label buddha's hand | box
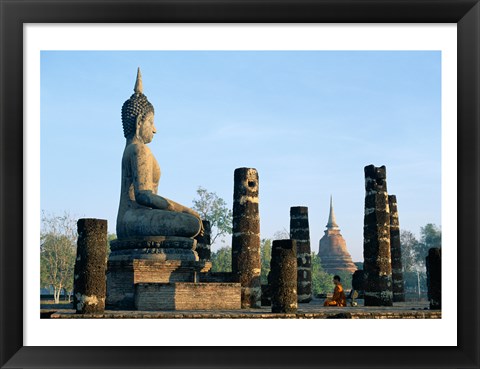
[191,210,204,237]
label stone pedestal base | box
[135,282,241,310]
[110,237,198,261]
[106,237,212,309]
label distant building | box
[318,196,357,275]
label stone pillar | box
[232,167,261,308]
[426,248,441,310]
[363,165,393,306]
[352,270,365,292]
[73,218,108,314]
[195,220,211,261]
[261,282,272,306]
[388,195,405,302]
[290,206,312,303]
[270,239,298,314]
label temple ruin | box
[106,69,240,311]
[363,164,393,306]
[270,239,298,314]
[426,247,441,310]
[318,196,357,275]
[73,218,108,314]
[388,195,405,302]
[56,69,442,320]
[231,167,262,308]
[290,206,312,303]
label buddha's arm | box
[136,189,202,222]
[131,145,201,220]
[161,197,202,218]
[130,144,169,210]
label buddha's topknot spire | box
[134,67,143,94]
[121,68,153,139]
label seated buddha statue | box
[116,68,203,240]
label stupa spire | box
[134,67,143,94]
[319,195,357,275]
[326,195,339,229]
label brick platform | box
[106,259,211,309]
[134,282,241,310]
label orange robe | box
[324,284,347,307]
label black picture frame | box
[1,1,479,368]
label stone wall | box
[135,282,241,310]
[106,259,210,309]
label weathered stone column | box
[426,248,441,310]
[388,195,405,302]
[352,270,365,292]
[195,220,211,261]
[270,239,298,314]
[363,165,393,306]
[73,218,108,314]
[290,206,312,303]
[232,167,261,308]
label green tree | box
[418,223,441,265]
[400,225,441,300]
[192,186,233,245]
[420,223,442,248]
[260,238,272,284]
[62,270,74,302]
[400,229,420,272]
[211,246,232,272]
[401,224,441,271]
[272,228,289,240]
[311,253,334,295]
[40,211,77,303]
[354,262,363,270]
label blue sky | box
[40,51,441,261]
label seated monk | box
[323,275,347,307]
[116,68,203,240]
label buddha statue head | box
[121,68,155,141]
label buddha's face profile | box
[138,111,156,144]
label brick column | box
[270,239,298,313]
[232,167,261,308]
[363,165,393,306]
[195,220,211,261]
[73,218,108,313]
[290,206,312,303]
[426,248,441,310]
[388,195,405,302]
